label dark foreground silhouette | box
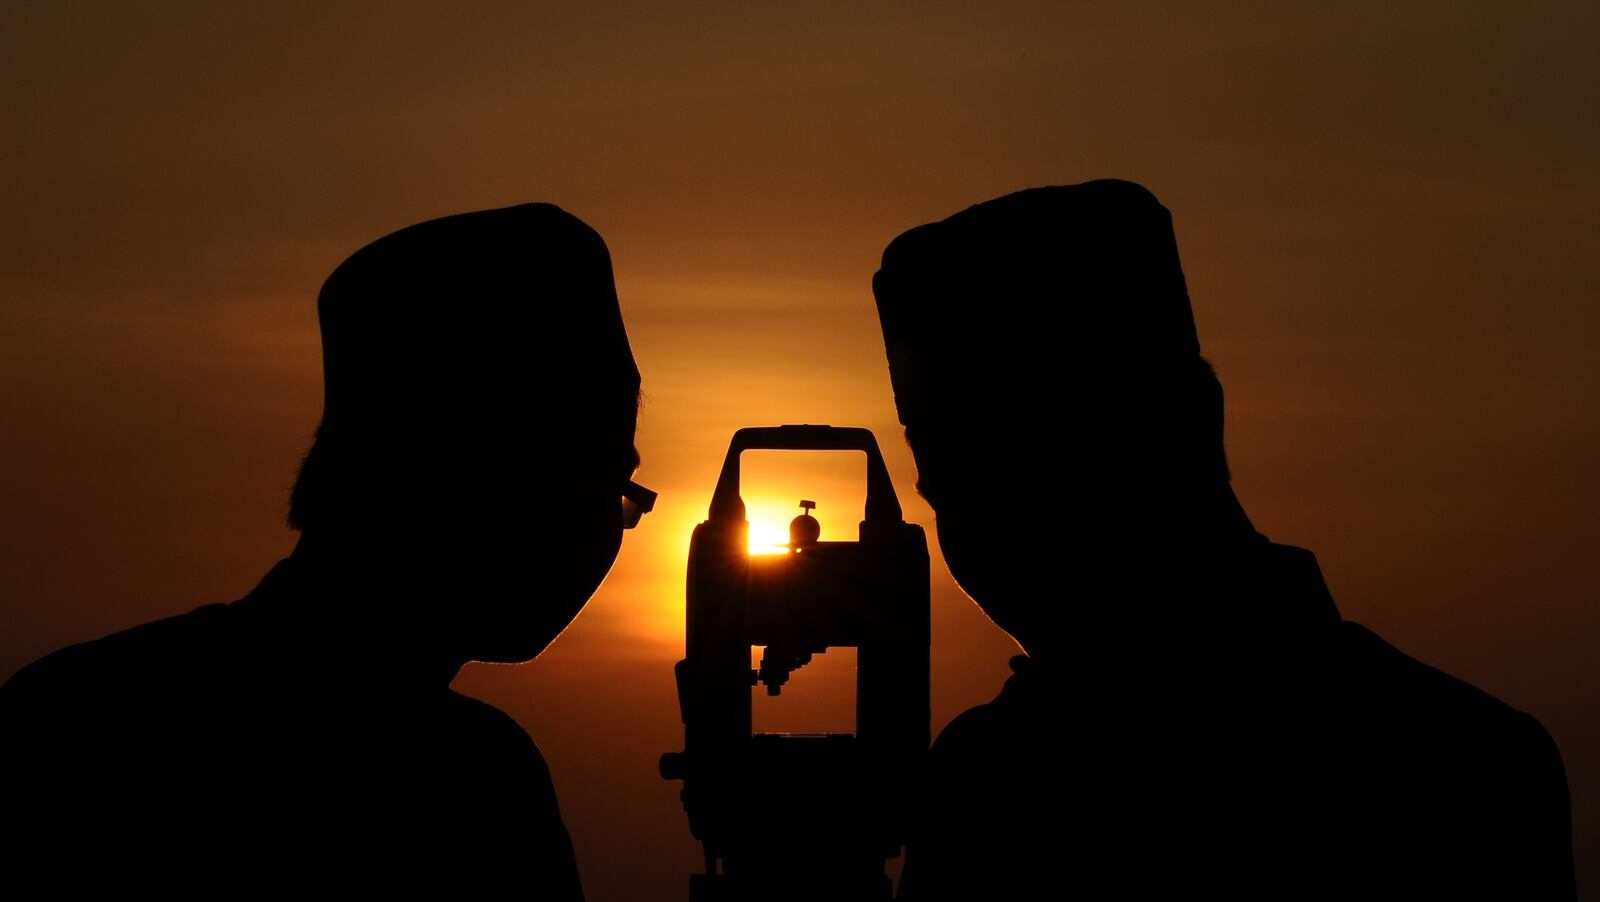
[873,180,1575,899]
[662,425,930,901]
[0,204,646,896]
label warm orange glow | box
[749,645,858,735]
[746,506,796,555]
[739,452,868,556]
[4,7,1596,898]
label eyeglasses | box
[622,480,658,529]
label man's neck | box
[1016,489,1275,665]
[1134,480,1258,548]
[236,533,469,690]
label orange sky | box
[3,3,1597,898]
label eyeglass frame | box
[622,480,657,529]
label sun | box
[746,518,792,555]
[735,451,866,556]
[743,496,815,555]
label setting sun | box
[746,516,793,555]
[737,452,869,556]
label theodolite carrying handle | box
[706,425,904,525]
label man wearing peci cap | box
[873,180,1574,898]
[0,204,652,896]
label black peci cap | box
[873,179,1199,428]
[315,203,639,439]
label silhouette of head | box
[874,180,1238,651]
[288,203,641,664]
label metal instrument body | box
[662,425,930,901]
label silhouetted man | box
[0,204,649,896]
[873,181,1574,899]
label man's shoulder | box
[1294,617,1567,832]
[929,700,1003,757]
[1323,619,1559,762]
[1,602,235,711]
[927,668,1044,768]
[1255,540,1546,743]
[1320,619,1572,894]
[436,688,557,782]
